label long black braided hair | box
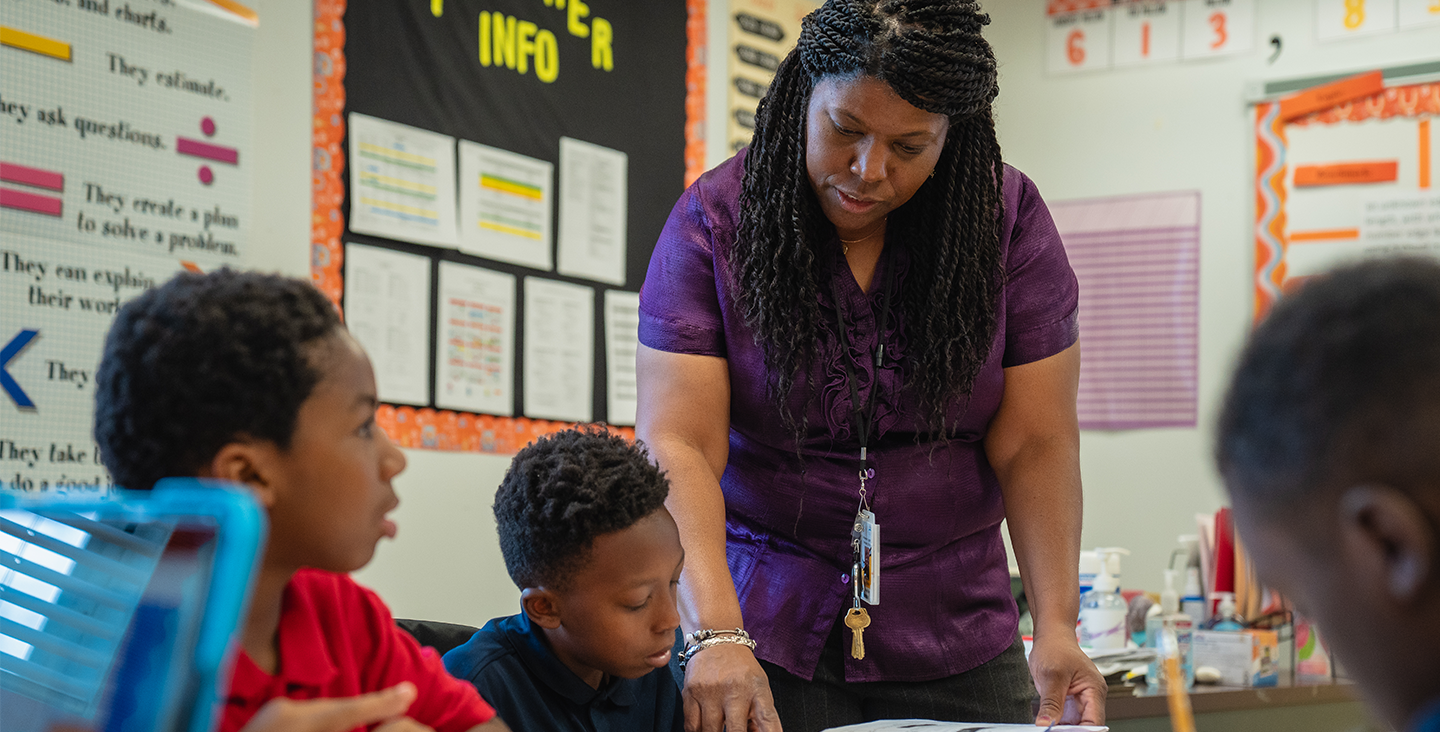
[733,0,1004,439]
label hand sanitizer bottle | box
[1079,548,1129,650]
[1147,569,1195,689]
[1207,592,1245,631]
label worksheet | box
[603,290,640,426]
[348,113,458,248]
[522,277,594,422]
[557,137,627,285]
[343,242,432,406]
[457,140,553,270]
[435,261,516,415]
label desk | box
[1104,681,1386,732]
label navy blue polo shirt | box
[443,613,683,732]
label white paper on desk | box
[348,113,459,248]
[343,243,432,406]
[557,137,628,285]
[458,141,554,270]
[603,290,640,426]
[822,722,1107,732]
[523,277,594,422]
[435,261,516,415]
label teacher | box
[635,2,1104,731]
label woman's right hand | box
[682,642,782,732]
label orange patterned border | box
[1254,81,1438,321]
[311,0,645,453]
[684,0,707,187]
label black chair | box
[396,618,481,656]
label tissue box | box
[1192,630,1280,687]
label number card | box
[1317,0,1398,40]
[1113,1,1182,66]
[1182,0,1256,59]
[1399,0,1440,28]
[1047,8,1113,74]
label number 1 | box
[1142,21,1151,57]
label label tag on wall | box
[1113,1,1182,66]
[1182,0,1256,59]
[1047,8,1114,74]
[1317,0,1399,40]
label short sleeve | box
[355,584,497,731]
[638,182,727,357]
[1001,168,1079,368]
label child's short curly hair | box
[494,428,670,589]
[94,269,342,490]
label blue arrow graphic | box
[1,329,39,410]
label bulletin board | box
[1253,74,1440,319]
[2,1,257,492]
[312,0,704,454]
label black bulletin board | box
[340,0,687,423]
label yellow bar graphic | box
[358,141,435,168]
[360,196,438,219]
[1,27,72,62]
[480,174,543,200]
[360,171,437,196]
[480,220,543,240]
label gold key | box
[844,607,871,660]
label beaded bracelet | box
[679,630,757,670]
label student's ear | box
[202,441,281,509]
[520,587,563,630]
[1339,484,1436,603]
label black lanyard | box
[828,257,896,474]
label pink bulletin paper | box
[1050,191,1201,430]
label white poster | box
[1398,0,1440,28]
[1046,9,1113,74]
[435,261,516,416]
[523,278,594,423]
[603,290,640,426]
[343,243,432,407]
[1112,1,1182,66]
[347,113,458,249]
[1,1,255,491]
[557,137,628,286]
[1181,0,1255,59]
[1316,0,1398,41]
[457,141,553,271]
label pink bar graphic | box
[0,162,64,191]
[1,187,63,217]
[177,137,239,165]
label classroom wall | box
[247,1,1438,624]
[248,0,520,626]
[983,0,1440,593]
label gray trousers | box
[759,623,1038,732]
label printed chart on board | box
[347,112,459,249]
[1,1,255,492]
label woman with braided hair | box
[636,1,1103,730]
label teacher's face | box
[805,74,949,237]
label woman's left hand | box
[1027,632,1106,726]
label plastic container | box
[1146,569,1195,688]
[1207,592,1245,631]
[1078,548,1129,649]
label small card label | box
[859,509,880,605]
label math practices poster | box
[2,1,256,492]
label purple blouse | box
[638,152,1078,683]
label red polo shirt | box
[220,569,496,732]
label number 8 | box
[1344,0,1366,29]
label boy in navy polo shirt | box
[93,269,508,732]
[444,428,685,732]
[1216,258,1440,732]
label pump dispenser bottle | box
[1147,569,1195,689]
[1078,548,1129,650]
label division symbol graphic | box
[177,116,239,185]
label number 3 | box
[1209,11,1228,50]
[1344,0,1365,29]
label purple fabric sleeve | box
[1000,169,1080,368]
[638,181,728,358]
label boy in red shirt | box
[92,269,509,732]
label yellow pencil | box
[1164,653,1196,732]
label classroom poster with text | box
[1,0,255,492]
